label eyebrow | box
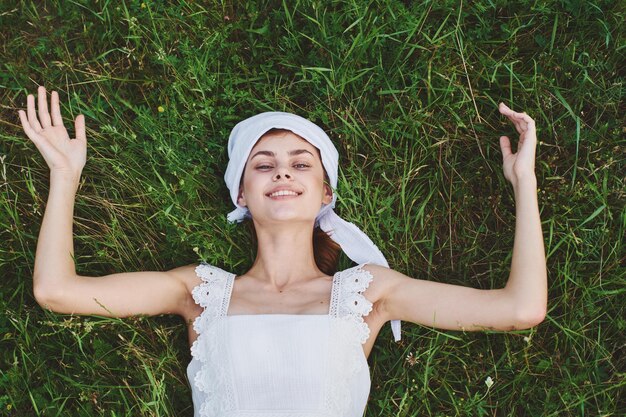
[250,149,315,160]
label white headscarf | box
[224,112,401,342]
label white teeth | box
[269,190,299,197]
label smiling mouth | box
[267,190,302,198]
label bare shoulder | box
[359,263,407,294]
[359,263,416,320]
[168,263,202,289]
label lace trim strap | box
[330,263,374,344]
[190,263,237,413]
[191,262,233,337]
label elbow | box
[515,305,547,329]
[33,281,65,312]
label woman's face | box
[238,130,333,225]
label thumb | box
[499,136,512,160]
[74,114,86,142]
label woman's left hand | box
[498,103,537,186]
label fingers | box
[19,109,55,158]
[511,118,525,135]
[25,86,65,131]
[499,103,535,125]
[498,102,516,115]
[499,136,512,160]
[498,102,536,134]
[75,114,86,141]
[499,103,537,162]
[37,86,52,128]
[22,86,68,132]
[522,113,536,132]
[18,110,54,162]
[499,103,523,134]
[51,91,64,126]
[18,109,41,142]
[499,103,525,131]
[26,93,43,132]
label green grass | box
[1,0,624,416]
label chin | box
[253,210,317,225]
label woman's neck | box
[247,220,325,289]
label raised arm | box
[19,86,196,318]
[371,103,547,331]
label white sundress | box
[186,262,375,417]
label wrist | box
[50,169,81,187]
[513,174,537,194]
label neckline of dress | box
[225,313,330,318]
[223,270,341,318]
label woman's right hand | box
[18,86,87,179]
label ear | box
[237,187,247,207]
[322,182,333,205]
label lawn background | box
[0,1,623,416]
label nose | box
[273,170,292,181]
[272,163,293,181]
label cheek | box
[240,169,265,199]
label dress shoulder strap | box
[192,262,235,322]
[190,263,236,404]
[329,263,374,344]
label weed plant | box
[0,1,624,416]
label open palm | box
[18,86,86,177]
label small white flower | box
[405,352,418,367]
[156,48,166,61]
[485,376,494,388]
[523,336,531,343]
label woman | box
[19,86,547,417]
